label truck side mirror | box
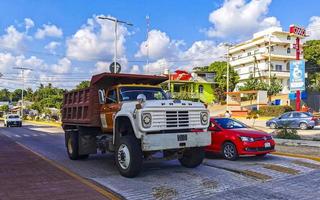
[98,89,106,104]
[137,94,146,103]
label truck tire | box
[66,132,89,160]
[115,135,143,178]
[179,147,205,168]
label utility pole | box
[224,43,233,111]
[98,16,133,73]
[13,67,32,116]
[146,15,150,71]
[268,34,271,86]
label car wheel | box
[179,147,205,168]
[299,122,308,130]
[269,122,277,129]
[222,142,238,161]
[66,131,88,160]
[115,135,143,178]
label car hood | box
[227,128,270,138]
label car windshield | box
[119,87,167,101]
[214,118,248,129]
[8,115,19,119]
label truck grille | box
[152,110,202,129]
[166,111,189,128]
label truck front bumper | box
[141,131,211,151]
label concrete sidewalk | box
[0,134,112,200]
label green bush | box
[258,106,293,117]
[276,128,301,140]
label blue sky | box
[0,0,320,89]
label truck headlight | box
[240,136,254,142]
[200,112,208,125]
[142,113,152,128]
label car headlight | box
[142,113,152,128]
[240,136,254,142]
[200,112,209,125]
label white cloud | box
[44,41,60,53]
[180,41,227,70]
[35,24,63,39]
[206,0,280,39]
[51,57,71,74]
[307,16,320,40]
[93,61,110,74]
[143,58,173,74]
[0,25,25,49]
[135,29,183,60]
[129,65,140,74]
[66,15,129,61]
[0,53,16,72]
[24,18,35,32]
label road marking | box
[32,134,39,137]
[14,134,21,138]
[39,133,46,136]
[23,134,30,137]
[272,152,320,162]
[16,142,122,200]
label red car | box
[205,117,275,160]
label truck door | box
[102,88,120,132]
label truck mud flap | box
[79,134,97,155]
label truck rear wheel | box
[179,147,205,168]
[115,135,143,178]
[66,132,89,160]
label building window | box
[198,85,204,94]
[247,52,252,56]
[173,85,180,92]
[287,35,291,40]
[270,46,274,52]
[287,48,291,54]
[275,65,282,71]
[286,62,290,71]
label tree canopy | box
[194,61,239,102]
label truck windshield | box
[119,87,167,101]
[8,115,19,119]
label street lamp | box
[223,43,233,111]
[98,16,133,73]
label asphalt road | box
[1,122,320,200]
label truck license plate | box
[177,134,187,141]
[264,142,271,148]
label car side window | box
[106,89,117,104]
[281,113,290,119]
[293,113,301,118]
[299,113,310,118]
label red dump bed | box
[62,72,168,127]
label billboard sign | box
[290,60,305,91]
[289,25,306,37]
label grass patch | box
[201,179,218,190]
[152,186,177,200]
[292,160,320,169]
[263,164,300,175]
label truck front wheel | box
[179,147,205,168]
[115,135,143,178]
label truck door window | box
[106,89,117,104]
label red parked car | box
[205,117,275,160]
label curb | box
[16,142,123,200]
[24,120,61,127]
[272,152,320,162]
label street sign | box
[290,60,305,91]
[109,62,121,73]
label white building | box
[229,27,305,94]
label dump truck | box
[62,73,211,178]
